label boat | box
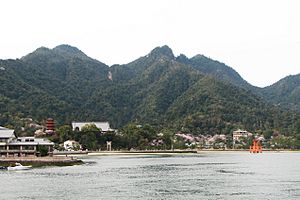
[7,163,32,171]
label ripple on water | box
[217,169,255,175]
[1,153,300,200]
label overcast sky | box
[1,0,299,87]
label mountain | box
[0,45,299,136]
[176,53,253,90]
[175,51,300,114]
[0,45,110,126]
[22,44,99,62]
[261,74,300,112]
[100,45,300,134]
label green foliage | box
[37,145,49,157]
[120,123,157,150]
[270,135,295,149]
[81,124,101,133]
[188,54,252,89]
[79,132,98,150]
[160,129,174,149]
[0,44,300,142]
[75,124,101,150]
[261,74,300,112]
[56,125,73,143]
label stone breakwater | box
[0,156,83,166]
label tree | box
[56,125,73,143]
[37,145,49,157]
[81,124,101,133]
[160,129,174,149]
[120,123,157,150]
[79,124,101,150]
[80,132,97,150]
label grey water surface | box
[0,152,299,200]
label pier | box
[0,156,83,166]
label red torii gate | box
[250,139,262,153]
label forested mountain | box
[183,53,300,114]
[0,45,110,125]
[176,52,253,90]
[0,45,299,136]
[261,74,300,112]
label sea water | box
[0,152,299,200]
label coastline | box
[0,156,83,167]
[1,149,299,167]
[87,150,197,156]
[56,149,300,156]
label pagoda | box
[46,118,55,134]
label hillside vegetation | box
[0,45,299,137]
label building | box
[72,121,114,132]
[46,118,55,131]
[64,140,81,151]
[0,126,15,143]
[45,118,55,135]
[232,129,253,141]
[0,126,54,157]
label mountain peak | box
[33,46,52,54]
[191,54,206,60]
[53,44,86,57]
[150,45,174,59]
[21,45,87,61]
[176,54,190,64]
[21,46,53,61]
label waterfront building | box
[0,126,15,143]
[72,121,114,133]
[0,126,54,157]
[232,129,252,141]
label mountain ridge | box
[0,44,299,136]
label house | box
[233,129,252,141]
[64,140,81,151]
[72,121,114,133]
[0,126,54,157]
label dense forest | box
[0,44,300,140]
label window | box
[9,145,20,150]
[23,146,35,150]
[0,138,8,142]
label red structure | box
[46,118,55,131]
[250,139,262,153]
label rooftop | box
[0,126,10,130]
[0,128,15,138]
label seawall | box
[0,156,83,166]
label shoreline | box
[1,149,299,166]
[0,156,83,167]
[87,150,197,156]
[56,149,300,156]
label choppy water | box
[0,152,300,200]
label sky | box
[1,0,300,87]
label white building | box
[72,122,113,132]
[63,140,81,151]
[0,126,15,143]
[0,126,54,157]
[233,129,252,141]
